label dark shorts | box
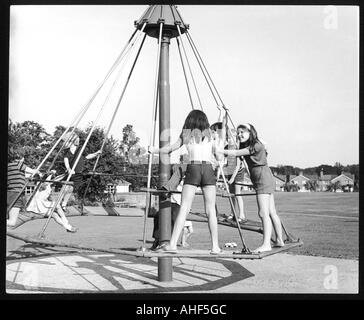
[184,162,216,187]
[250,165,275,194]
[70,173,83,190]
[7,190,25,210]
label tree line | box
[271,163,359,178]
[8,119,359,201]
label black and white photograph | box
[4,4,359,297]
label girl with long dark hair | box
[220,123,284,253]
[149,110,222,254]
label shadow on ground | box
[6,244,254,293]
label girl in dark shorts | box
[220,123,284,253]
[149,110,222,254]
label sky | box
[8,5,359,168]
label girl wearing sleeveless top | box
[220,123,284,253]
[149,110,222,254]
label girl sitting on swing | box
[26,172,78,233]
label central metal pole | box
[158,34,172,282]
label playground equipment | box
[7,5,302,282]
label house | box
[290,171,311,192]
[105,179,131,195]
[272,172,285,191]
[330,172,354,192]
[317,168,337,192]
[25,181,37,196]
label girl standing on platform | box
[149,110,222,254]
[219,123,284,253]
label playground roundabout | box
[6,5,358,294]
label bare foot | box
[273,239,285,247]
[252,245,272,253]
[157,243,178,253]
[181,242,190,248]
[210,247,222,254]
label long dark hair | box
[238,123,261,153]
[180,110,211,143]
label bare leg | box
[181,226,192,248]
[181,227,189,247]
[269,194,284,246]
[61,185,74,208]
[56,205,72,226]
[50,211,69,229]
[7,207,20,227]
[168,184,197,250]
[202,185,221,253]
[253,194,273,253]
[235,184,246,220]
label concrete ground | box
[6,251,358,294]
[6,209,358,294]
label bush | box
[103,198,115,207]
[82,199,100,206]
[116,195,126,202]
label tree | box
[8,119,51,167]
[119,124,140,164]
[305,180,318,191]
[71,125,125,202]
[327,181,341,192]
[334,162,343,175]
[316,164,337,176]
[284,182,299,192]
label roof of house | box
[306,174,318,181]
[25,181,37,187]
[341,172,355,180]
[273,174,285,182]
[331,173,354,183]
[292,174,310,181]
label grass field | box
[191,192,359,260]
[7,192,359,261]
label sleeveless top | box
[184,136,216,164]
